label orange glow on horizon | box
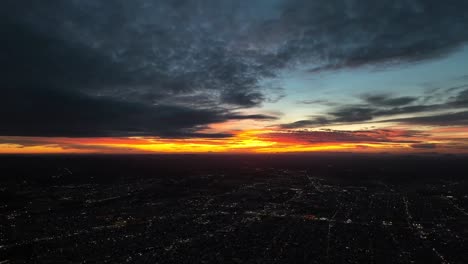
[0,127,452,154]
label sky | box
[1,0,468,154]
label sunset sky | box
[1,0,468,154]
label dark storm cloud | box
[362,94,417,107]
[220,90,265,108]
[297,100,339,106]
[389,111,468,126]
[1,1,282,137]
[0,85,277,138]
[281,103,442,129]
[280,118,331,129]
[2,0,468,137]
[228,114,278,121]
[450,89,468,107]
[267,0,468,71]
[331,104,446,123]
[1,20,127,91]
[0,86,243,138]
[1,1,275,105]
[282,85,468,129]
[282,104,468,129]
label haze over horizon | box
[2,0,468,154]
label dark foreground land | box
[1,154,468,264]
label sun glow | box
[0,128,426,154]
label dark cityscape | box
[1,154,468,263]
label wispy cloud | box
[282,88,468,128]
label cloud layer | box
[2,0,468,138]
[282,88,468,129]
